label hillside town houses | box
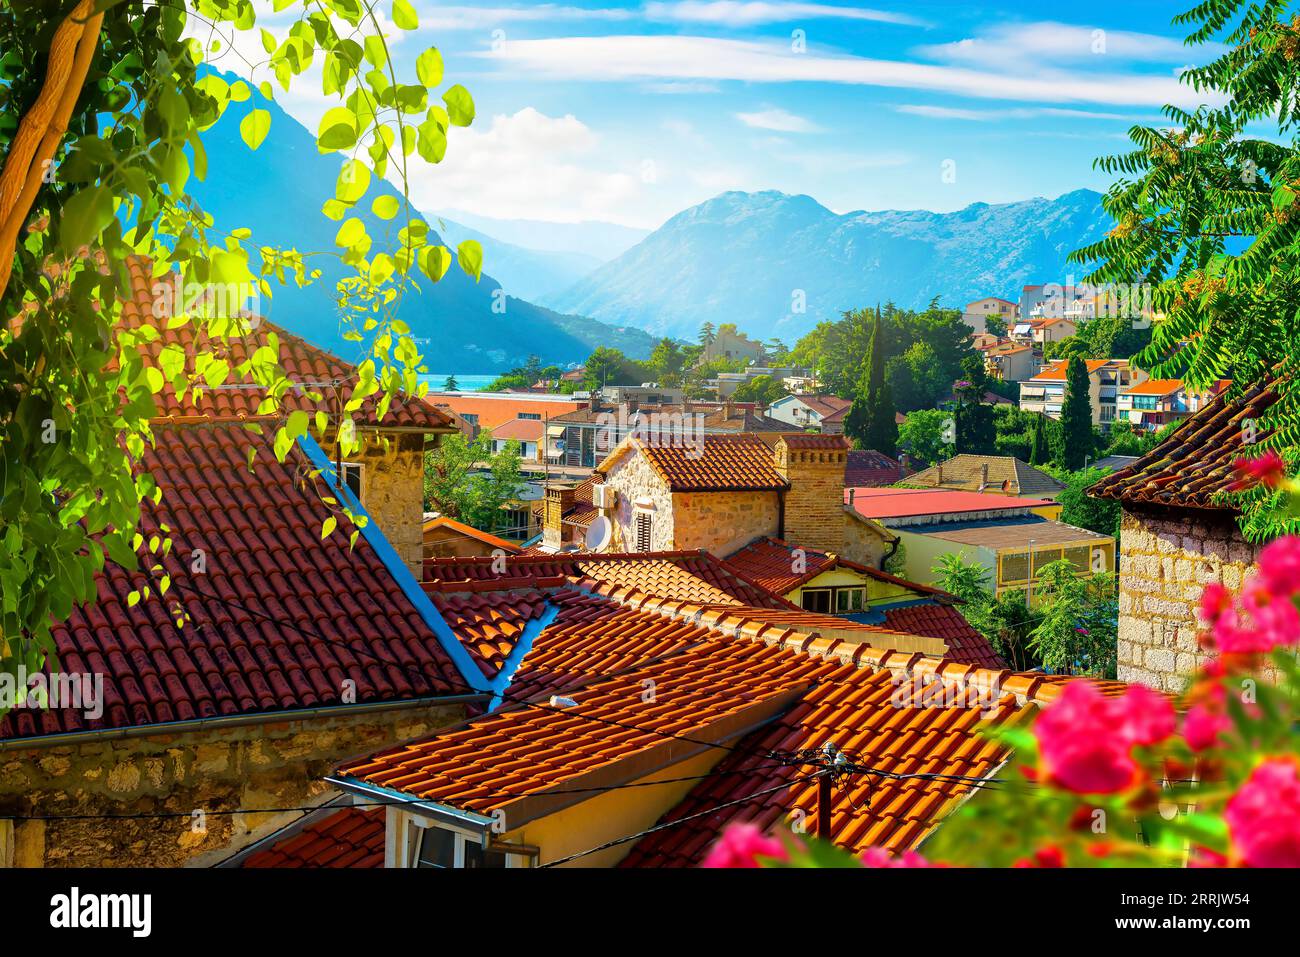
[1,259,1284,876]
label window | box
[518,412,541,420]
[1001,551,1029,583]
[835,587,865,613]
[801,588,832,614]
[339,462,363,504]
[635,512,652,552]
[413,825,519,868]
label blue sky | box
[237,2,1220,229]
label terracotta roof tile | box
[432,590,551,680]
[904,455,1065,497]
[597,434,789,492]
[120,257,450,432]
[844,449,907,487]
[1089,377,1280,510]
[241,806,384,868]
[0,423,468,741]
[879,604,1005,669]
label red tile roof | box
[121,257,451,432]
[844,449,906,487]
[1089,376,1280,510]
[240,806,384,868]
[431,589,551,680]
[597,434,789,492]
[1029,358,1116,382]
[880,604,1005,669]
[0,423,471,741]
[723,537,950,600]
[423,550,788,609]
[490,417,546,442]
[793,395,851,418]
[846,487,1052,520]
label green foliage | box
[584,346,640,390]
[1026,560,1118,678]
[698,321,715,345]
[843,308,897,456]
[484,355,561,392]
[423,432,525,532]
[952,356,996,455]
[1070,0,1300,542]
[1055,355,1094,469]
[646,337,687,387]
[896,409,955,466]
[442,375,458,391]
[1040,464,1122,537]
[991,404,1037,461]
[931,553,1039,671]
[886,340,947,413]
[0,0,483,687]
[731,374,786,407]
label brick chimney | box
[774,434,849,555]
[542,481,578,550]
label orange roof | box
[426,393,584,432]
[489,417,546,442]
[723,536,950,600]
[597,434,789,492]
[1121,378,1186,397]
[1029,358,1114,382]
[421,516,521,554]
[120,257,452,432]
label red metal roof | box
[845,487,1051,520]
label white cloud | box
[407,107,646,225]
[917,21,1202,68]
[479,35,1218,108]
[735,107,821,132]
[895,104,1146,122]
[645,2,926,27]
[418,5,633,31]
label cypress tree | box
[844,307,897,456]
[1029,413,1048,465]
[1057,355,1094,470]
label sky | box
[216,2,1223,230]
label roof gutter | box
[0,692,488,753]
[325,776,495,834]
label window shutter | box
[635,512,652,552]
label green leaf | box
[240,109,271,150]
[317,107,358,152]
[229,81,251,102]
[321,198,348,221]
[286,409,310,439]
[442,85,475,127]
[322,515,338,539]
[416,47,444,88]
[392,0,418,30]
[335,217,367,248]
[372,195,401,220]
[261,29,277,54]
[420,245,452,283]
[457,239,483,281]
[59,185,114,249]
[335,159,371,204]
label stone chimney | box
[542,481,578,551]
[980,462,989,489]
[774,434,849,555]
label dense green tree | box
[1070,0,1300,541]
[424,433,526,533]
[887,340,947,413]
[731,374,787,407]
[992,405,1037,460]
[1027,560,1118,678]
[647,337,687,386]
[1029,412,1050,465]
[698,321,716,345]
[932,553,1039,672]
[1055,355,1094,470]
[952,356,996,455]
[1041,465,1122,537]
[897,409,956,466]
[583,346,638,390]
[844,308,897,455]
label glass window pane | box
[1002,551,1028,582]
[1064,546,1090,571]
[416,827,455,868]
[1032,548,1062,577]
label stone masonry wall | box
[602,451,674,551]
[1117,507,1261,692]
[776,447,847,555]
[672,490,780,557]
[842,512,892,569]
[360,431,426,575]
[0,701,464,867]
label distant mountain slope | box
[432,216,603,301]
[439,209,650,261]
[187,75,655,371]
[542,189,1113,341]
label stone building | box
[0,258,482,867]
[584,432,896,565]
[1089,378,1278,691]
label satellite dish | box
[585,516,612,552]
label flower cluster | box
[1198,536,1300,654]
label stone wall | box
[602,451,674,551]
[672,490,780,557]
[1116,506,1261,692]
[842,511,894,569]
[359,431,427,574]
[0,701,464,867]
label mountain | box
[186,74,656,372]
[438,209,650,261]
[430,216,602,301]
[541,189,1113,342]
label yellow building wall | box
[501,750,724,868]
[787,569,919,608]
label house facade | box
[1019,358,1147,429]
[1116,378,1230,432]
[767,393,852,433]
[961,296,1018,335]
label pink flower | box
[1256,535,1300,600]
[1034,682,1175,794]
[701,823,788,868]
[1225,759,1300,867]
[1226,450,1286,491]
[1210,576,1300,654]
[860,847,930,868]
[1183,703,1231,753]
[1199,582,1233,624]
